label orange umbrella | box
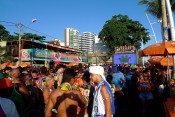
[0,62,14,69]
[142,41,175,56]
[148,57,162,65]
[148,57,173,66]
[18,62,31,67]
[159,57,173,66]
[66,62,79,67]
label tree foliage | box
[22,33,46,40]
[0,24,46,41]
[12,33,46,40]
[0,24,9,40]
[98,14,150,55]
[0,24,17,41]
[138,0,175,19]
[0,24,16,62]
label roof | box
[6,39,80,53]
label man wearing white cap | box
[89,66,115,117]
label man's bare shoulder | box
[50,88,63,99]
[65,90,83,97]
[68,90,81,94]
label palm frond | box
[138,0,162,19]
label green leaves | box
[0,24,10,41]
[22,33,46,40]
[138,0,175,19]
[99,14,150,55]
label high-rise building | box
[64,28,79,49]
[78,32,95,53]
[95,35,100,43]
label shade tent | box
[148,57,173,66]
[18,62,31,67]
[141,41,175,79]
[148,57,162,65]
[142,41,175,56]
[160,57,173,66]
[0,62,14,69]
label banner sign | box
[21,49,32,61]
[115,46,136,54]
[58,53,81,62]
[21,49,82,62]
[33,49,52,59]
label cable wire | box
[0,21,59,39]
[23,25,58,39]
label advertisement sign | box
[59,53,81,62]
[21,49,82,63]
[21,49,32,60]
[33,49,52,59]
[114,53,137,64]
[115,46,136,54]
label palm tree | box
[139,0,175,18]
[139,0,162,18]
[138,0,175,41]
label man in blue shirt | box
[112,67,125,90]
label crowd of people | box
[0,62,173,117]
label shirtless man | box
[45,68,87,117]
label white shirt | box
[92,81,106,116]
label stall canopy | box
[148,57,173,66]
[142,41,175,56]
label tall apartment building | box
[95,35,100,43]
[78,32,96,53]
[64,28,79,49]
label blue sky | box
[0,0,174,50]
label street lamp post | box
[145,13,158,43]
[18,19,37,64]
[30,19,37,66]
[32,19,37,23]
[18,23,22,64]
